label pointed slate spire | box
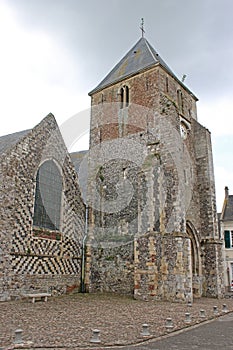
[89,37,175,95]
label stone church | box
[0,36,225,302]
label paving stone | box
[1,293,233,349]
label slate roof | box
[89,37,196,98]
[222,195,233,221]
[0,129,31,156]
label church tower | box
[86,34,224,301]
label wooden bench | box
[23,292,51,303]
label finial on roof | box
[140,18,145,38]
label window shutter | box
[225,231,231,248]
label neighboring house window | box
[224,230,233,248]
[33,160,62,231]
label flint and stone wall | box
[87,242,134,294]
[0,115,85,301]
[134,233,192,302]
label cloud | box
[198,96,233,136]
[197,100,233,212]
[0,0,89,135]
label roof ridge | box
[144,38,158,62]
[0,129,31,157]
[0,128,31,140]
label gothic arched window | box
[177,89,184,113]
[125,85,129,107]
[165,77,169,93]
[33,160,62,231]
[119,86,130,109]
[120,87,124,109]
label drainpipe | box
[81,205,88,293]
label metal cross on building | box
[140,18,145,37]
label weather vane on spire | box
[140,18,145,37]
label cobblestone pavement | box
[102,313,233,349]
[1,293,233,349]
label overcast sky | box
[0,0,233,211]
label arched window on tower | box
[125,85,129,107]
[33,160,62,231]
[165,77,169,93]
[120,87,124,109]
[177,89,184,114]
[119,86,130,109]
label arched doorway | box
[186,221,203,297]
